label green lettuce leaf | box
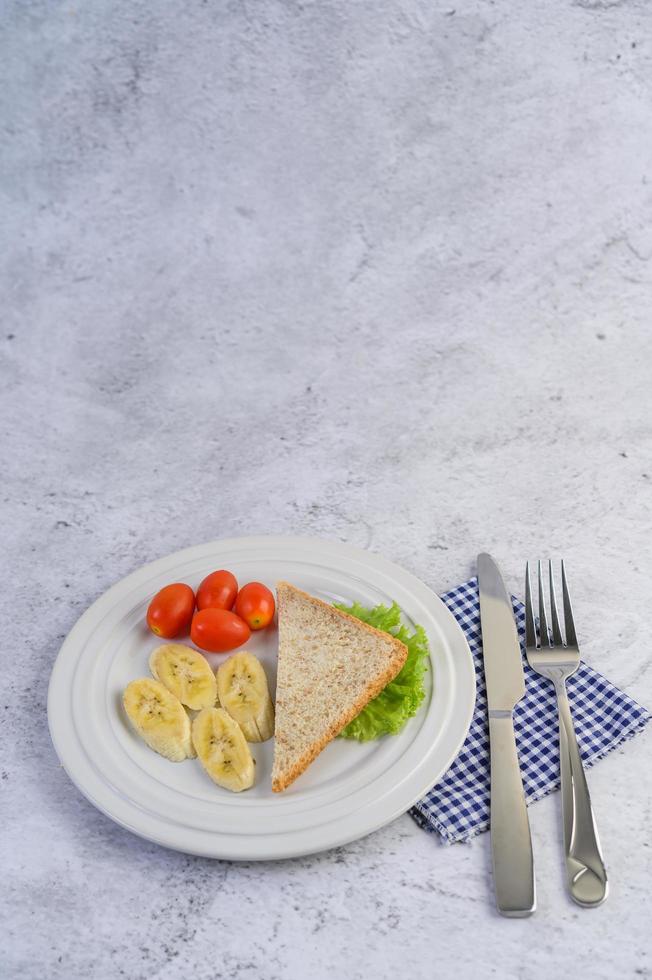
[334,600,429,741]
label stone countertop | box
[2,1,652,977]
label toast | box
[271,582,408,792]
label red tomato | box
[146,583,195,638]
[190,608,251,653]
[235,582,275,630]
[196,569,238,611]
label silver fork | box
[525,560,608,908]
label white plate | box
[48,536,475,860]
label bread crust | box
[271,582,408,792]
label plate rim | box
[48,535,475,860]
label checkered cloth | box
[410,578,651,843]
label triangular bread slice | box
[271,582,408,792]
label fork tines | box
[525,559,577,650]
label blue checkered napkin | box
[410,578,651,843]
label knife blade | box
[478,553,525,712]
[478,552,536,917]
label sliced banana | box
[192,707,255,792]
[123,678,193,762]
[216,651,275,742]
[149,643,217,711]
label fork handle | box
[554,680,608,907]
[488,713,536,916]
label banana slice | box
[216,651,275,742]
[192,707,255,792]
[123,678,193,762]
[149,643,217,711]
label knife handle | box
[488,713,536,917]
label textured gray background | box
[2,1,652,978]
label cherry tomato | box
[235,582,275,630]
[190,608,251,653]
[196,569,238,611]
[146,583,195,638]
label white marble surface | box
[3,0,652,976]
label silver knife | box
[478,553,536,917]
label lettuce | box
[335,600,429,741]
